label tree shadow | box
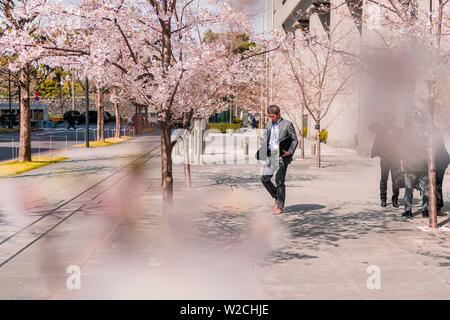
[199,173,314,190]
[63,156,125,163]
[284,204,326,214]
[268,205,416,264]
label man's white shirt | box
[269,119,281,155]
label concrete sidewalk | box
[160,139,450,299]
[0,133,449,299]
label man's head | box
[267,105,281,123]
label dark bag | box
[256,137,294,161]
[256,143,269,161]
[279,137,293,154]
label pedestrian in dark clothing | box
[250,114,257,129]
[369,113,403,208]
[402,125,429,218]
[67,115,76,130]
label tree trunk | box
[134,106,143,134]
[301,127,305,160]
[182,110,193,188]
[139,108,144,133]
[145,106,149,128]
[96,87,104,142]
[18,67,31,162]
[316,121,321,169]
[300,105,305,160]
[183,131,192,189]
[115,102,121,139]
[427,103,438,228]
[437,1,443,48]
[427,133,438,229]
[161,121,174,208]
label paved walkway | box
[0,133,449,299]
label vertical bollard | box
[244,136,249,163]
[50,135,52,162]
[11,138,14,162]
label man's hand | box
[281,150,290,158]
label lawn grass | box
[0,128,19,134]
[0,156,67,177]
[143,127,157,133]
[73,136,131,148]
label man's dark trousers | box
[380,158,400,202]
[436,166,446,210]
[404,172,428,213]
[261,156,289,209]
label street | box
[0,123,135,162]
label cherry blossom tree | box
[0,0,87,161]
[283,30,357,168]
[62,0,258,206]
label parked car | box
[78,111,112,124]
[105,111,116,122]
[0,114,19,127]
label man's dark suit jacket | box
[256,118,299,164]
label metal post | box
[8,71,12,129]
[85,76,90,148]
[72,70,76,111]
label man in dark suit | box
[258,105,299,215]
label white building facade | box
[269,0,449,153]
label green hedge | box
[207,123,242,133]
[303,127,308,138]
[320,129,328,143]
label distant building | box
[0,101,49,128]
[270,0,362,149]
[269,0,446,153]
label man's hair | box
[267,105,281,115]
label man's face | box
[268,113,281,123]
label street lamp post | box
[8,70,12,129]
[85,76,90,148]
[66,72,76,111]
[71,71,76,111]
